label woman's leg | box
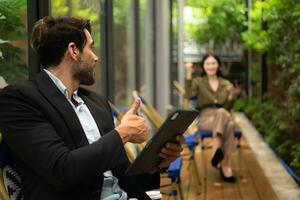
[198,108,236,171]
[198,109,225,166]
[221,120,236,178]
[222,120,236,156]
[212,134,222,156]
[221,155,233,177]
[211,108,231,156]
[212,108,231,136]
[212,109,237,177]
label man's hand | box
[115,99,148,144]
[158,135,184,168]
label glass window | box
[113,0,135,108]
[170,0,179,107]
[139,0,154,102]
[139,0,146,96]
[0,0,28,86]
[50,0,102,93]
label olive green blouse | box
[184,76,235,111]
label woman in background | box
[185,53,240,182]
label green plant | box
[291,144,300,175]
[51,0,101,49]
[187,0,246,49]
[0,0,27,84]
[0,0,26,41]
[0,43,27,83]
[286,75,300,124]
[241,0,300,177]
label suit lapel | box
[35,71,89,147]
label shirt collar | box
[44,69,82,105]
[72,90,84,105]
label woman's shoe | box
[220,168,236,183]
[211,148,224,168]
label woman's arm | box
[224,82,240,110]
[184,63,199,99]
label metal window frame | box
[144,0,155,104]
[27,0,49,80]
[101,0,141,102]
[100,0,114,101]
[169,0,175,106]
[133,0,141,90]
[152,0,157,107]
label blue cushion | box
[111,109,118,117]
[117,105,127,112]
[196,130,213,140]
[190,96,198,101]
[167,157,182,182]
[196,130,242,140]
[140,97,147,105]
[184,134,198,150]
[234,131,242,139]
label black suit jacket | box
[0,71,159,200]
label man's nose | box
[94,55,99,62]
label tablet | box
[125,109,199,176]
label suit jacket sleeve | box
[0,84,129,191]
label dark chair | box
[0,134,23,200]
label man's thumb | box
[127,99,141,115]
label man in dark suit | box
[0,16,183,200]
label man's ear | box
[67,42,80,61]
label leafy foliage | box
[234,94,300,175]
[291,145,300,172]
[0,0,27,84]
[0,43,27,83]
[244,0,299,178]
[51,0,101,49]
[0,0,26,41]
[187,0,246,49]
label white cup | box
[146,190,162,200]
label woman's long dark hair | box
[200,52,223,77]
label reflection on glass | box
[50,0,102,92]
[113,0,135,108]
[0,0,28,85]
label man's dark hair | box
[200,52,223,77]
[31,16,91,68]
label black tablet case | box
[125,110,199,176]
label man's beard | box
[74,62,95,86]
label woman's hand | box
[185,62,194,80]
[226,83,241,100]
